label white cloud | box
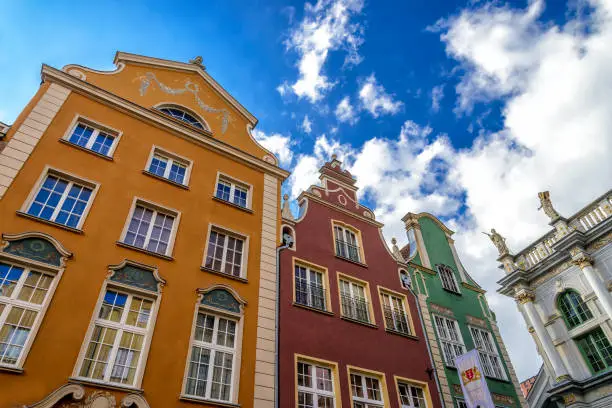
[358,74,403,117]
[283,0,365,102]
[276,82,291,97]
[335,96,359,124]
[301,115,313,133]
[431,84,445,112]
[252,129,294,167]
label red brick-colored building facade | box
[278,156,442,408]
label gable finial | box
[189,56,206,70]
[282,194,294,220]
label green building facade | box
[396,212,527,408]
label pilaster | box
[569,246,612,321]
[0,83,71,199]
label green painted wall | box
[411,216,520,408]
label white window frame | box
[20,166,100,230]
[119,197,181,257]
[333,223,362,263]
[0,258,62,370]
[469,325,507,380]
[62,114,122,158]
[73,281,160,389]
[203,224,249,279]
[433,315,466,368]
[455,398,468,408]
[437,264,461,294]
[339,278,370,323]
[397,381,428,408]
[297,361,336,408]
[144,145,193,186]
[380,289,411,335]
[350,372,385,407]
[214,172,252,210]
[181,290,245,405]
[294,263,327,311]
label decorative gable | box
[1,232,72,267]
[108,260,165,293]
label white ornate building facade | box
[496,190,612,408]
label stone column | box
[516,290,570,382]
[570,247,612,321]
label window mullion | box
[221,235,229,271]
[143,211,157,248]
[51,181,72,221]
[10,268,30,299]
[164,158,173,178]
[229,184,236,202]
[85,129,98,149]
[104,327,124,382]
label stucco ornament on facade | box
[569,247,593,269]
[137,72,231,133]
[515,289,536,304]
[57,391,116,408]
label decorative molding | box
[515,290,535,304]
[108,259,165,293]
[531,259,573,287]
[138,72,231,134]
[586,231,612,253]
[121,394,150,408]
[461,281,486,293]
[200,287,244,314]
[569,246,593,269]
[57,391,116,408]
[466,315,488,328]
[2,231,72,267]
[24,383,85,408]
[430,303,454,317]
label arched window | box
[158,106,206,130]
[558,290,593,329]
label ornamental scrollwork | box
[137,72,231,134]
[515,290,535,304]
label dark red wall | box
[279,195,442,408]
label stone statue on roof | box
[483,228,509,256]
[537,191,560,221]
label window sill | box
[179,395,240,407]
[335,255,367,268]
[0,365,24,374]
[68,377,144,393]
[201,266,248,283]
[293,302,334,316]
[442,288,462,296]
[212,196,253,214]
[142,170,190,190]
[116,241,174,261]
[341,315,378,329]
[59,139,114,161]
[16,211,84,234]
[484,375,511,384]
[384,328,419,341]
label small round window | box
[158,107,205,130]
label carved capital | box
[569,247,593,269]
[403,214,421,230]
[515,290,535,304]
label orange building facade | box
[0,53,288,407]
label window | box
[437,265,460,294]
[398,382,427,408]
[433,315,466,367]
[399,270,412,290]
[184,312,237,402]
[576,327,612,374]
[0,262,55,367]
[558,290,593,329]
[215,176,250,209]
[340,278,370,323]
[122,202,178,256]
[66,121,117,157]
[158,106,206,130]
[297,361,336,408]
[295,264,326,311]
[145,147,192,186]
[334,224,361,263]
[77,289,155,386]
[350,372,384,408]
[381,292,410,335]
[25,170,97,229]
[204,228,246,278]
[455,399,468,408]
[469,326,506,380]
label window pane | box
[91,132,114,156]
[0,263,24,298]
[17,271,52,304]
[159,107,204,129]
[169,162,187,184]
[232,186,248,208]
[0,307,37,364]
[110,331,143,384]
[146,212,174,254]
[209,350,233,401]
[205,231,226,271]
[216,181,231,202]
[99,291,127,322]
[149,154,168,177]
[298,362,313,388]
[124,206,153,249]
[195,313,215,343]
[28,175,68,220]
[55,184,93,228]
[186,346,211,397]
[126,297,152,328]
[69,124,94,147]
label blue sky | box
[2,0,612,381]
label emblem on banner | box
[461,366,482,385]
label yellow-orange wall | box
[0,62,282,407]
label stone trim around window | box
[213,171,253,211]
[118,197,181,258]
[144,145,193,187]
[393,375,435,408]
[294,354,343,408]
[292,256,333,313]
[336,272,377,326]
[19,165,101,231]
[61,114,123,158]
[202,223,250,281]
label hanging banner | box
[455,349,496,408]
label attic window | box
[158,106,206,130]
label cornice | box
[41,65,289,180]
[461,281,486,294]
[297,192,383,227]
[114,51,257,125]
[408,262,436,275]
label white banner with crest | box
[455,349,496,408]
